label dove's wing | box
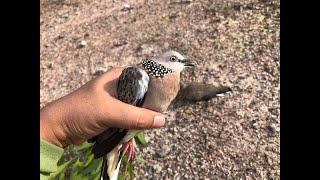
[92,67,149,157]
[91,67,149,180]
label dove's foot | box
[122,139,137,162]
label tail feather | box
[92,128,128,158]
[100,156,108,180]
[169,83,232,109]
[100,144,122,180]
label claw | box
[121,139,137,162]
[122,142,129,155]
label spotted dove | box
[90,51,231,180]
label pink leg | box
[121,139,137,162]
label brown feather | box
[142,71,181,112]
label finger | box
[99,68,124,82]
[105,98,166,129]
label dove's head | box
[152,50,197,73]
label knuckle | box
[135,112,150,129]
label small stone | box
[153,164,162,173]
[171,0,192,4]
[267,123,277,134]
[147,165,153,173]
[93,70,105,76]
[207,142,214,150]
[122,4,133,11]
[173,173,181,180]
[61,14,69,19]
[113,39,127,47]
[252,122,259,129]
[169,12,181,19]
[47,63,53,69]
[164,42,170,49]
[79,40,87,48]
[156,145,171,157]
[55,35,64,40]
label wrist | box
[40,124,64,148]
[40,105,67,148]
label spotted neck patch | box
[141,59,173,78]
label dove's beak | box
[180,59,197,67]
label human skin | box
[40,68,166,148]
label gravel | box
[79,40,87,48]
[41,0,280,179]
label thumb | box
[106,98,166,129]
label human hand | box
[40,68,166,148]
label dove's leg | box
[122,139,137,162]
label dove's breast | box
[142,72,181,112]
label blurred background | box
[40,0,279,179]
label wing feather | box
[92,67,149,179]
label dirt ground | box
[40,0,279,179]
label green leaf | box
[49,158,76,179]
[75,141,94,151]
[58,172,65,180]
[127,163,135,180]
[118,173,125,180]
[78,153,95,168]
[72,153,103,179]
[82,157,103,176]
[135,132,148,146]
[118,154,137,180]
[119,154,129,179]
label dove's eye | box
[170,56,177,62]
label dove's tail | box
[100,145,122,180]
[100,155,108,180]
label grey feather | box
[92,67,150,180]
[117,67,149,106]
[168,83,232,110]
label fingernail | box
[153,115,166,128]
